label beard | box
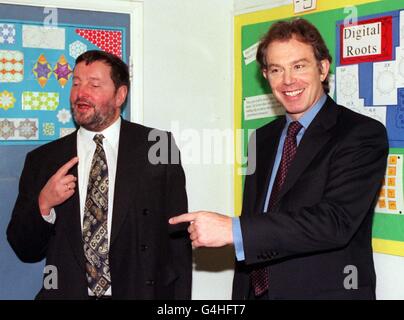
[71,98,118,132]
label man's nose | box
[282,68,296,85]
[74,85,90,99]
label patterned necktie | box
[83,134,111,297]
[251,121,303,297]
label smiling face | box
[263,37,330,120]
[70,60,127,132]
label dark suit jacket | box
[7,119,192,300]
[232,96,388,300]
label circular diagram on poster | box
[376,70,395,95]
[340,73,358,97]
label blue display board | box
[0,15,127,145]
[0,2,131,300]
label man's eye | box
[269,68,279,74]
[294,64,305,70]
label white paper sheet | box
[343,98,386,127]
[336,64,360,106]
[395,46,404,88]
[373,61,397,106]
[243,42,259,66]
[22,25,65,50]
[243,94,285,121]
[362,105,387,126]
[293,0,317,14]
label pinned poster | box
[243,42,258,65]
[0,118,38,140]
[293,0,317,14]
[0,90,16,111]
[385,89,404,148]
[342,98,387,126]
[22,92,59,111]
[395,46,404,87]
[0,50,23,83]
[69,40,87,59]
[32,54,52,88]
[373,60,398,106]
[75,28,122,58]
[376,154,404,215]
[362,105,387,126]
[336,64,360,106]
[244,94,285,121]
[53,55,72,88]
[339,16,392,65]
[0,23,16,44]
[22,25,65,50]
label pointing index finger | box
[169,213,196,225]
[56,156,79,177]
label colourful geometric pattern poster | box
[0,20,126,145]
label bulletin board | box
[0,0,143,299]
[234,0,404,256]
[0,0,143,145]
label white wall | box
[234,0,291,14]
[124,0,404,300]
[374,253,404,300]
[142,0,235,299]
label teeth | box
[285,89,303,97]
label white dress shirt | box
[43,117,121,296]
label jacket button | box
[141,244,148,251]
[143,209,149,216]
[146,280,155,286]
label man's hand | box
[169,211,233,248]
[38,157,79,216]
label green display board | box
[234,0,404,256]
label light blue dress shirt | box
[233,94,327,261]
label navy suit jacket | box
[232,96,388,300]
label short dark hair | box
[75,50,130,92]
[256,18,332,93]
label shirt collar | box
[285,94,327,129]
[77,117,121,149]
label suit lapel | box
[277,97,339,201]
[110,120,142,245]
[57,132,86,270]
[255,119,285,213]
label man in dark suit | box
[170,19,388,299]
[7,50,192,300]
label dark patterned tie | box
[83,134,111,297]
[251,121,303,297]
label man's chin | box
[73,116,96,130]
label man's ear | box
[319,59,330,82]
[262,69,268,80]
[115,85,128,108]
